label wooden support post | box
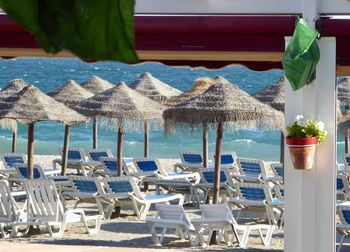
[280,131,285,163]
[213,121,223,204]
[203,122,208,167]
[27,123,34,179]
[117,126,123,176]
[61,125,70,175]
[93,116,98,149]
[345,127,349,153]
[144,121,149,157]
[12,131,16,153]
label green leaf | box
[0,0,138,63]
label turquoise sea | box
[0,58,345,162]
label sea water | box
[0,58,345,162]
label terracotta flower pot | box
[286,137,318,170]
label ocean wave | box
[232,139,256,144]
[338,141,345,144]
[93,67,99,70]
[126,141,138,145]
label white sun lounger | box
[24,179,101,238]
[146,204,194,245]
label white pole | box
[284,38,336,252]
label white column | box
[284,38,336,252]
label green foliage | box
[287,119,327,144]
[0,0,138,63]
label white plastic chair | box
[191,204,274,248]
[268,163,284,184]
[0,153,26,169]
[24,179,101,238]
[146,204,194,245]
[94,157,119,177]
[0,181,27,238]
[197,168,228,203]
[129,177,185,220]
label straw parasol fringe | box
[47,79,94,174]
[80,75,115,148]
[163,78,284,206]
[0,79,29,152]
[75,81,165,175]
[130,72,181,156]
[0,85,88,179]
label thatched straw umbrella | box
[163,79,284,205]
[254,76,285,163]
[338,77,350,109]
[164,77,215,166]
[130,72,181,157]
[81,75,114,149]
[75,81,165,175]
[0,79,29,153]
[130,72,182,102]
[0,85,87,179]
[47,80,94,175]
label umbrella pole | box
[12,130,16,153]
[203,123,208,167]
[62,125,70,175]
[27,123,34,179]
[345,127,350,153]
[144,121,149,158]
[280,131,285,163]
[117,126,123,176]
[210,121,223,245]
[213,121,223,204]
[93,116,98,149]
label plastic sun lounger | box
[191,204,274,248]
[53,147,87,174]
[233,158,267,183]
[24,179,101,238]
[63,176,100,208]
[174,152,204,172]
[229,182,284,227]
[146,204,195,245]
[94,176,138,219]
[0,180,27,238]
[197,168,228,204]
[128,177,185,220]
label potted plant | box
[286,115,327,169]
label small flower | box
[287,115,327,145]
[295,115,307,126]
[316,121,325,131]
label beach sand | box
[2,155,285,251]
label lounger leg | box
[140,203,151,220]
[193,224,207,247]
[148,223,161,245]
[223,227,232,246]
[80,213,101,235]
[337,234,346,252]
[240,227,251,248]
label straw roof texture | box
[163,78,284,132]
[75,81,165,129]
[164,77,214,107]
[0,85,88,125]
[81,75,114,94]
[0,79,29,131]
[338,77,350,105]
[130,72,182,101]
[47,80,94,106]
[253,76,285,111]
